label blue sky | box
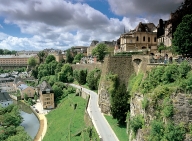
[0,0,183,51]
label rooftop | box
[0,54,37,59]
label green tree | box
[66,49,74,63]
[52,85,63,100]
[58,63,73,83]
[73,69,87,85]
[92,43,108,61]
[0,49,3,54]
[73,53,84,63]
[86,69,101,90]
[158,43,166,54]
[27,57,37,67]
[37,51,46,63]
[172,14,192,56]
[45,55,56,64]
[111,84,129,125]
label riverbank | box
[19,99,48,141]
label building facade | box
[37,81,54,109]
[157,19,172,47]
[17,84,35,99]
[115,22,157,54]
[0,54,39,67]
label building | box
[87,40,116,56]
[47,49,64,62]
[87,40,99,56]
[115,22,157,54]
[37,81,54,109]
[0,54,39,67]
[17,84,35,99]
[157,19,172,47]
[71,46,88,57]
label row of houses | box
[0,76,54,109]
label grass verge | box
[105,115,128,141]
[43,93,99,141]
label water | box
[0,100,40,139]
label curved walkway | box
[70,84,119,141]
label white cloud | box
[107,0,183,24]
[0,0,178,51]
[0,24,3,28]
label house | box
[157,19,172,47]
[37,81,55,109]
[115,22,157,54]
[17,84,35,99]
[87,40,116,57]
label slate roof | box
[38,81,52,91]
[132,22,157,33]
[17,84,29,91]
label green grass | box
[105,115,128,141]
[43,93,99,141]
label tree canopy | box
[172,14,192,56]
[45,55,56,64]
[169,0,192,36]
[92,43,108,61]
[27,57,37,67]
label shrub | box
[142,97,149,110]
[162,97,173,118]
[130,115,144,136]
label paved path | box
[70,84,119,141]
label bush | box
[162,97,173,118]
[128,73,143,96]
[130,115,144,136]
[86,68,101,90]
[142,97,149,110]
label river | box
[0,100,40,139]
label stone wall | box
[71,64,102,72]
[98,56,135,114]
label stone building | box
[115,22,157,54]
[17,84,35,99]
[0,54,39,67]
[87,40,99,56]
[37,81,55,109]
[47,49,63,62]
[157,19,172,47]
[87,40,116,56]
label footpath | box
[33,100,50,141]
[70,84,119,141]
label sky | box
[0,0,183,51]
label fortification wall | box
[71,64,102,72]
[98,56,135,114]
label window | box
[154,37,156,42]
[136,36,139,41]
[148,37,150,42]
[143,36,145,41]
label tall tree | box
[45,55,56,64]
[27,57,37,67]
[172,14,192,56]
[92,43,108,61]
[65,49,74,63]
[37,51,46,63]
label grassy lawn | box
[43,93,99,141]
[105,115,128,141]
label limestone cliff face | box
[129,93,192,141]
